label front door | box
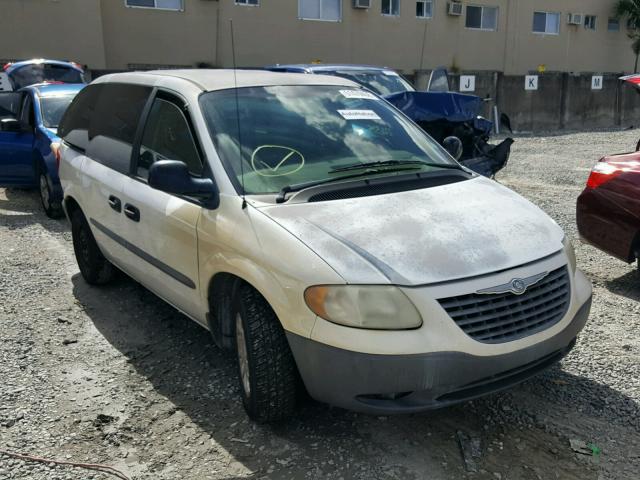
[0,92,35,186]
[120,91,204,322]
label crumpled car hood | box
[259,177,564,285]
[384,90,484,124]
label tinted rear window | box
[59,83,151,174]
[58,84,103,151]
[87,83,151,173]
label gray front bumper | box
[287,297,591,414]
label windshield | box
[40,95,77,128]
[199,85,457,195]
[9,64,84,90]
[320,70,415,96]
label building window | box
[299,0,341,21]
[465,5,498,31]
[236,0,259,5]
[627,19,638,30]
[125,0,183,11]
[416,0,433,18]
[608,18,620,31]
[584,15,597,30]
[533,11,560,34]
[382,0,400,16]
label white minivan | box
[58,70,592,422]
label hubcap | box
[235,313,251,396]
[39,174,50,208]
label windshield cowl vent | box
[300,171,470,203]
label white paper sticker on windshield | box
[382,70,400,76]
[338,109,381,121]
[339,89,378,100]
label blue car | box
[0,83,85,218]
[2,59,85,92]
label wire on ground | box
[0,449,131,480]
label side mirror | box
[442,136,463,161]
[1,118,21,132]
[148,160,218,202]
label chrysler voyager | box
[58,70,592,422]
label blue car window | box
[40,95,77,128]
[0,92,22,119]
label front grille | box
[438,266,570,344]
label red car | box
[577,151,640,266]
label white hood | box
[259,177,564,285]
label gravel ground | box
[1,130,639,480]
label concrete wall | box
[417,70,640,132]
[0,0,106,68]
[498,74,564,131]
[99,0,219,70]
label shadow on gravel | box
[605,269,640,302]
[71,273,602,480]
[0,188,69,234]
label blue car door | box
[0,92,36,186]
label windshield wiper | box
[275,166,422,204]
[329,159,462,174]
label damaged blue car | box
[265,64,513,178]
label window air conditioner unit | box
[447,2,463,16]
[353,0,371,8]
[567,13,584,25]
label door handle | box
[108,195,121,212]
[123,203,140,222]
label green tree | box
[615,0,640,72]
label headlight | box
[304,285,422,330]
[562,236,576,274]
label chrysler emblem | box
[476,272,549,296]
[511,279,527,295]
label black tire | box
[38,171,63,219]
[71,208,115,285]
[234,284,298,423]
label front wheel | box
[71,208,115,285]
[39,172,63,219]
[234,285,298,423]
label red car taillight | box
[51,143,61,170]
[586,161,623,189]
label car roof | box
[21,83,85,97]
[5,59,84,74]
[266,64,395,73]
[92,69,360,91]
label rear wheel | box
[39,172,63,219]
[234,285,298,423]
[71,208,115,285]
